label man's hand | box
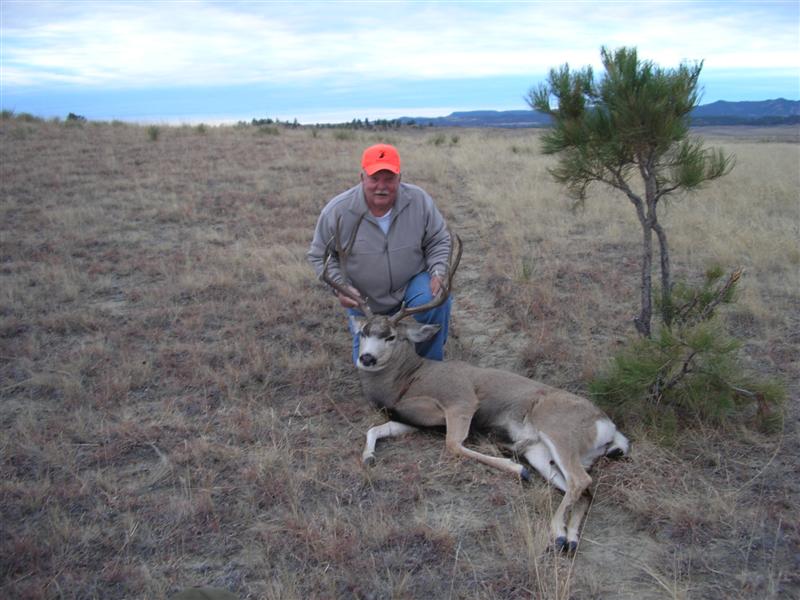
[430,275,443,297]
[337,285,364,309]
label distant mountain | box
[398,99,800,128]
[689,98,800,126]
[398,109,550,128]
[692,98,799,118]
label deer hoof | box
[363,455,376,467]
[568,540,578,553]
[606,448,624,459]
[554,537,569,553]
[519,466,531,482]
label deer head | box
[349,316,441,370]
[322,216,462,370]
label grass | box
[1,117,798,599]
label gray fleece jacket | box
[307,182,451,314]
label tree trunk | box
[632,160,660,338]
[632,162,665,337]
[635,221,653,338]
[653,220,672,328]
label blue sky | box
[2,0,798,124]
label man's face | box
[361,169,400,216]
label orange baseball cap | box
[361,144,401,175]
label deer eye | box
[385,335,396,342]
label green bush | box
[147,125,160,141]
[333,129,355,141]
[17,112,43,123]
[428,133,460,146]
[255,125,280,136]
[591,267,785,436]
[10,127,31,140]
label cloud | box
[2,0,798,90]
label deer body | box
[322,226,628,552]
[353,315,629,552]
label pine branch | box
[696,267,742,323]
[674,293,701,324]
[649,349,696,403]
[661,350,696,393]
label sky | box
[1,0,799,124]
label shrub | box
[18,112,42,123]
[333,129,355,141]
[147,126,160,141]
[510,145,533,155]
[10,127,31,140]
[428,133,459,146]
[255,125,280,136]
[591,267,785,436]
[64,112,88,128]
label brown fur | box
[355,315,629,551]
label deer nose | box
[360,353,377,367]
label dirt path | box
[444,174,528,370]
[440,167,687,598]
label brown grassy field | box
[1,116,798,599]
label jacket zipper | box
[385,218,394,292]
[385,202,407,295]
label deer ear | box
[401,321,440,343]
[349,316,366,335]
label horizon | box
[2,1,799,125]
[4,96,798,128]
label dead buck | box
[322,220,630,552]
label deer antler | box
[321,213,373,317]
[389,228,462,326]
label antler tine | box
[390,228,462,326]
[321,214,373,317]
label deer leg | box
[539,433,592,551]
[607,429,630,459]
[550,469,591,552]
[523,442,567,492]
[444,409,530,480]
[550,467,592,552]
[362,421,418,465]
[564,490,592,553]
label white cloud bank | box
[2,0,798,90]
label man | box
[308,143,452,364]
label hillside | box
[399,98,800,128]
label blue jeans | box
[347,271,452,365]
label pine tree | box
[528,46,734,337]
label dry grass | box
[1,118,798,599]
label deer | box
[321,219,630,552]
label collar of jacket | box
[347,183,411,224]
